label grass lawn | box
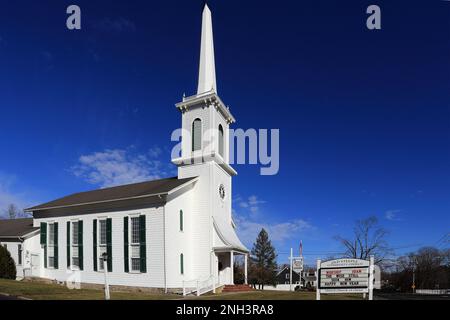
[0,279,179,300]
[0,279,362,300]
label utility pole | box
[412,255,416,294]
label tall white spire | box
[197,4,217,95]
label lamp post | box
[102,252,110,300]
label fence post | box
[316,259,321,300]
[197,280,200,296]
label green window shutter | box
[44,246,47,269]
[40,222,48,268]
[180,210,183,232]
[40,222,47,245]
[78,221,83,271]
[54,222,59,269]
[106,218,112,272]
[93,219,97,272]
[66,221,70,268]
[139,215,146,273]
[180,254,184,275]
[123,217,129,273]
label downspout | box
[163,205,168,294]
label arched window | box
[179,210,184,232]
[218,124,224,157]
[180,253,184,275]
[192,118,202,152]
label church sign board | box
[316,257,375,300]
[292,257,304,273]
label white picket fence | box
[182,275,216,296]
[416,289,450,295]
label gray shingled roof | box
[0,218,39,238]
[26,176,197,212]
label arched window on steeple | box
[192,118,202,152]
[218,124,224,157]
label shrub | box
[0,245,17,279]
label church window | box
[192,118,202,151]
[98,219,107,271]
[71,221,80,268]
[131,217,141,271]
[45,222,59,269]
[180,253,184,275]
[180,210,184,232]
[218,124,224,157]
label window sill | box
[129,271,142,274]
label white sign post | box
[316,259,321,300]
[289,248,304,292]
[316,257,375,300]
[103,253,110,300]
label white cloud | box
[71,147,176,188]
[385,209,402,221]
[234,213,313,248]
[233,194,314,249]
[94,17,137,33]
[235,195,266,217]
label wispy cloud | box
[235,214,314,247]
[0,172,35,217]
[94,17,137,33]
[235,194,266,217]
[385,209,402,221]
[70,146,175,188]
[233,194,314,249]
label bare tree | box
[334,216,391,264]
[3,203,31,219]
[6,204,20,220]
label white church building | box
[0,4,249,294]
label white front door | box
[31,254,40,277]
[217,253,232,285]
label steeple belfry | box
[197,4,217,95]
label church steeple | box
[174,2,236,177]
[197,4,217,95]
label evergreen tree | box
[250,228,277,289]
[0,245,16,279]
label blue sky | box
[0,0,449,265]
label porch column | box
[244,253,248,285]
[230,251,234,284]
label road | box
[0,294,23,300]
[375,292,450,300]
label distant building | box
[276,266,301,285]
[0,218,40,279]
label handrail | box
[183,275,216,296]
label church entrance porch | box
[214,249,248,287]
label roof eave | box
[175,91,236,124]
[25,192,169,213]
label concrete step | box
[222,285,254,293]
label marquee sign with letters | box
[316,257,375,300]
